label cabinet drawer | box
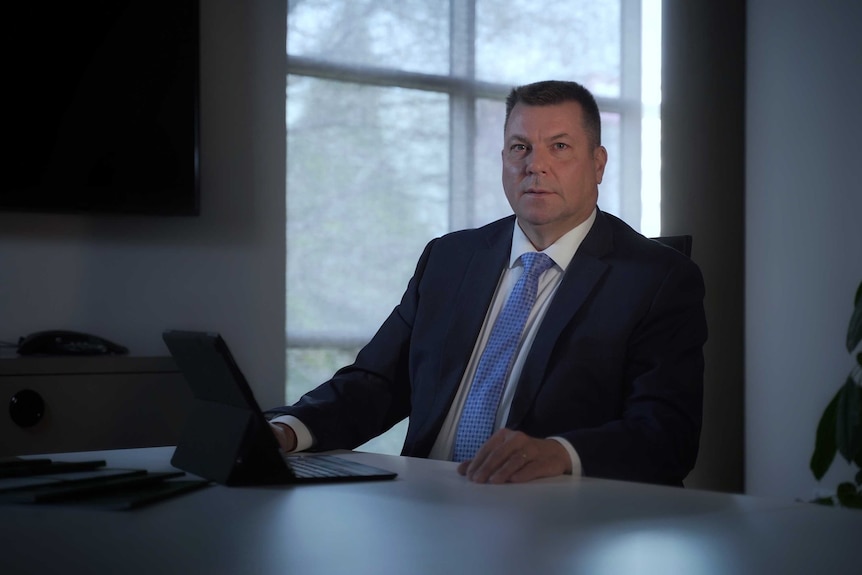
[0,357,192,457]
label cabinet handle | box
[9,389,45,428]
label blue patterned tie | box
[452,251,554,462]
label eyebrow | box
[507,132,573,143]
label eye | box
[507,143,529,158]
[553,142,569,150]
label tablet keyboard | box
[284,454,394,480]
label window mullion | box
[619,0,643,227]
[448,0,476,232]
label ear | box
[593,145,608,184]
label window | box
[286,0,661,454]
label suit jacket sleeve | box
[264,239,437,451]
[555,249,706,485]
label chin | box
[514,203,557,224]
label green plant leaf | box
[836,377,862,462]
[849,280,862,353]
[811,391,840,480]
[836,482,862,508]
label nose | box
[526,147,548,175]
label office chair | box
[651,235,693,258]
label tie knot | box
[520,252,554,279]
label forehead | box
[504,101,586,139]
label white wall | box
[0,1,287,408]
[747,0,862,499]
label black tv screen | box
[2,1,200,216]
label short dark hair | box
[504,80,602,148]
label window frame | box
[286,0,645,351]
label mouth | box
[524,187,552,196]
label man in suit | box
[268,80,707,486]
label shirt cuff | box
[269,415,315,452]
[548,436,583,476]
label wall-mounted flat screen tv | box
[2,1,200,216]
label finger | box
[505,440,571,483]
[463,431,507,477]
[485,449,532,484]
[464,430,529,483]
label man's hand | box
[269,422,298,452]
[457,429,572,484]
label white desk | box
[2,448,859,575]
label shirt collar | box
[509,208,597,271]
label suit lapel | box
[506,210,614,428]
[428,219,512,431]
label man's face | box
[502,101,607,249]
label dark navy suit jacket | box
[268,209,707,486]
